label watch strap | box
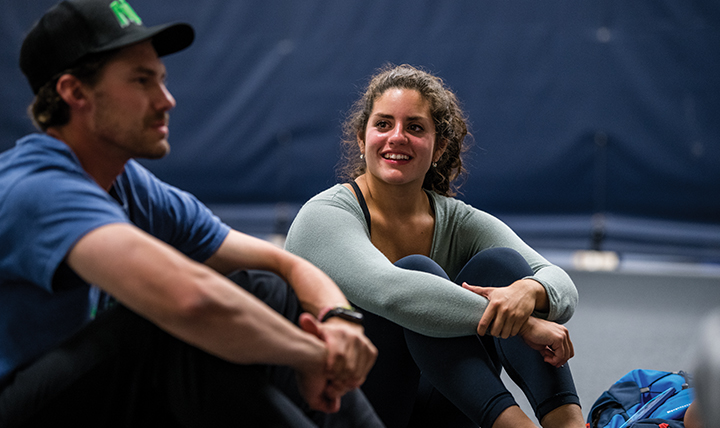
[318,306,364,325]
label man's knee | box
[227,270,302,322]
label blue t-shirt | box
[0,134,231,381]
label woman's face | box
[360,88,443,188]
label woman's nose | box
[388,124,407,143]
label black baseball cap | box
[20,0,194,94]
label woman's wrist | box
[522,278,549,312]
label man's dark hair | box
[28,50,118,132]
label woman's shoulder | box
[298,183,362,217]
[305,183,354,204]
[287,183,367,243]
[429,191,479,215]
[428,191,501,226]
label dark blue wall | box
[2,1,719,257]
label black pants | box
[360,248,580,428]
[0,271,383,428]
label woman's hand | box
[517,316,574,367]
[463,278,547,338]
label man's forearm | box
[69,223,329,369]
[163,270,330,368]
[206,229,349,316]
[280,254,350,316]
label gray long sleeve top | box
[285,184,578,338]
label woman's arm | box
[285,187,488,338]
[516,316,574,367]
[462,277,547,338]
[446,200,578,325]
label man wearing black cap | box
[0,1,382,426]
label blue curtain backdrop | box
[2,0,719,258]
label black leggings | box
[359,247,580,428]
[0,271,381,428]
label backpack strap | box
[348,180,371,235]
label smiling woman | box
[338,64,468,198]
[361,88,441,189]
[285,64,585,428]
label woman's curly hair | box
[338,64,471,197]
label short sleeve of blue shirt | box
[113,160,231,263]
[0,135,230,380]
[0,135,230,290]
[0,139,127,290]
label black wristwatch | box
[320,306,364,325]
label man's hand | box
[291,313,340,413]
[299,313,377,393]
[317,317,377,391]
[517,316,574,367]
[292,348,342,413]
[292,312,377,413]
[203,229,379,409]
[463,278,545,338]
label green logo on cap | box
[110,0,142,27]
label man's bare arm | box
[66,223,327,370]
[205,229,377,391]
[205,229,351,316]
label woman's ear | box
[434,138,448,163]
[357,133,365,156]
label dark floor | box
[505,262,720,423]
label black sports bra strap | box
[348,181,371,235]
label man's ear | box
[55,74,88,110]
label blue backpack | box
[586,369,693,428]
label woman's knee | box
[456,247,534,287]
[394,254,449,278]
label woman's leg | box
[455,247,582,426]
[359,255,473,428]
[363,251,578,428]
[404,328,521,428]
[397,255,516,428]
[358,310,422,428]
[407,376,478,428]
